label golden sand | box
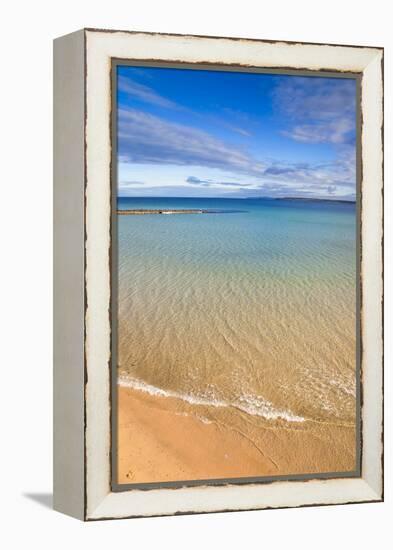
[117,385,356,485]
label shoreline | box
[117,385,356,485]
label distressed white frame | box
[54,28,383,521]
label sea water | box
[117,197,356,428]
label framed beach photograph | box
[53,29,383,520]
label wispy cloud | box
[219,107,255,137]
[282,118,354,144]
[227,126,252,137]
[273,77,356,145]
[218,181,252,187]
[120,179,145,186]
[118,75,180,110]
[119,75,253,138]
[118,108,266,177]
[259,147,355,198]
[264,163,308,176]
[186,176,212,185]
[118,185,244,198]
[186,176,251,187]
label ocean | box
[116,197,357,436]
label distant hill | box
[272,197,356,204]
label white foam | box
[119,375,305,423]
[236,394,305,423]
[329,377,356,397]
[161,210,203,214]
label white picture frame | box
[53,28,383,521]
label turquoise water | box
[117,197,356,426]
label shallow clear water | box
[117,197,357,427]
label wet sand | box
[117,385,357,485]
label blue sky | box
[117,65,357,200]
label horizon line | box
[118,195,356,203]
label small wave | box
[329,377,356,398]
[119,374,305,423]
[236,394,305,422]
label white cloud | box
[118,108,266,177]
[118,75,180,110]
[273,76,356,145]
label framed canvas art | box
[53,28,384,520]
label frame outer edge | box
[53,29,86,521]
[360,50,384,499]
[83,30,384,520]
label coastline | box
[117,385,356,485]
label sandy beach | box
[117,385,356,485]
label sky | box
[117,65,357,200]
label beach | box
[117,385,356,484]
[116,197,357,484]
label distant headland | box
[273,197,356,204]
